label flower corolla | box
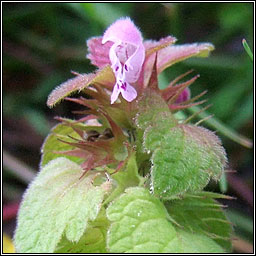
[102,17,145,104]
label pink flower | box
[48,18,215,108]
[102,17,145,104]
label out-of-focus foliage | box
[3,233,15,253]
[3,3,253,253]
[242,38,253,61]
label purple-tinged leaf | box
[157,43,214,74]
[144,36,177,57]
[47,65,115,107]
[87,36,112,68]
[162,74,199,102]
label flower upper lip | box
[101,17,146,104]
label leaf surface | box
[47,65,115,107]
[106,187,224,253]
[14,157,105,253]
[151,124,227,198]
[55,208,109,253]
[135,90,226,198]
[40,123,84,167]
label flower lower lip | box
[121,82,127,90]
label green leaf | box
[151,125,227,199]
[135,89,177,160]
[144,111,177,152]
[219,172,228,193]
[135,90,227,199]
[170,229,226,253]
[55,227,106,253]
[40,123,85,167]
[165,192,232,252]
[104,152,141,205]
[55,208,109,253]
[14,157,106,253]
[106,187,224,253]
[135,89,177,131]
[242,39,253,61]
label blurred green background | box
[3,3,253,253]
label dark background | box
[2,3,254,253]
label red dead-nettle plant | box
[14,17,232,253]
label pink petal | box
[120,83,137,102]
[157,43,215,73]
[111,84,121,104]
[102,17,143,46]
[109,42,122,70]
[116,43,136,64]
[124,43,145,83]
[86,37,112,68]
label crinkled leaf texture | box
[150,124,227,199]
[135,90,227,199]
[106,187,225,253]
[135,89,177,131]
[14,157,105,253]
